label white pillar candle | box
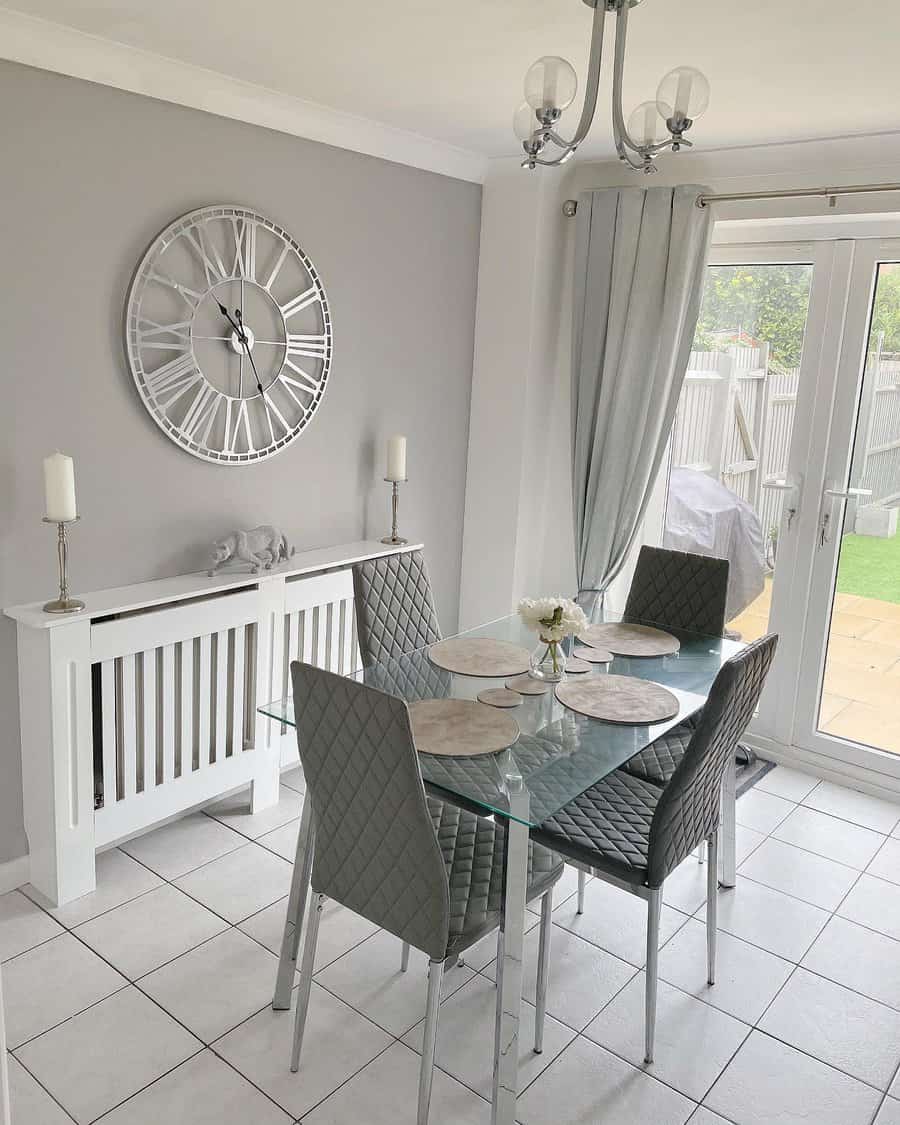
[43,452,77,522]
[386,435,407,482]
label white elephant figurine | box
[207,525,296,576]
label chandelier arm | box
[610,0,651,157]
[555,0,608,151]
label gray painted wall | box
[0,61,481,866]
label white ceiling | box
[6,0,900,164]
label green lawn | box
[836,531,900,604]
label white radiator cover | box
[5,540,417,906]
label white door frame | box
[695,236,900,799]
[790,237,900,789]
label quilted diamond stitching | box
[291,662,562,963]
[353,550,442,667]
[624,545,730,638]
[532,634,778,889]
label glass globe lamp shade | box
[513,102,538,143]
[627,100,668,147]
[524,56,578,112]
[656,66,710,123]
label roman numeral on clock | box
[146,352,202,407]
[280,287,320,320]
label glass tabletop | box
[259,611,744,827]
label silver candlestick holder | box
[380,478,408,546]
[42,517,85,614]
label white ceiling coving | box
[3,0,900,181]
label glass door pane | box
[817,261,900,754]
[666,261,814,640]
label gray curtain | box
[571,184,712,604]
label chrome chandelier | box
[514,0,710,172]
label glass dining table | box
[260,610,744,1125]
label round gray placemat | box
[564,656,593,673]
[409,699,520,756]
[427,637,531,677]
[505,673,553,695]
[572,646,613,664]
[555,674,679,725]
[578,622,680,657]
[477,688,524,709]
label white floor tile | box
[734,823,768,865]
[119,812,245,880]
[74,884,227,979]
[553,878,688,967]
[868,836,900,886]
[401,973,575,1101]
[25,850,163,928]
[140,928,278,1041]
[215,982,391,1119]
[663,856,714,916]
[735,789,795,834]
[876,1099,900,1125]
[96,1049,291,1125]
[479,921,636,1032]
[839,874,900,941]
[7,1055,72,1124]
[0,890,63,963]
[584,974,750,1102]
[2,932,126,1048]
[773,806,885,870]
[739,837,860,911]
[257,819,300,862]
[803,916,900,1010]
[704,1030,881,1125]
[760,967,900,1089]
[16,986,200,1125]
[527,864,582,914]
[279,764,305,794]
[517,1035,695,1125]
[203,785,303,839]
[659,917,793,1024]
[302,1040,491,1125]
[802,780,900,835]
[239,896,379,971]
[174,843,293,923]
[755,765,821,803]
[711,877,829,962]
[688,1109,732,1125]
[315,928,474,1036]
[894,1068,900,1098]
[459,913,538,972]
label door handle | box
[823,487,873,500]
[763,476,802,531]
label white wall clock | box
[125,205,332,464]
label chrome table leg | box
[491,779,529,1125]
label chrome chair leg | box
[577,868,586,914]
[401,942,411,972]
[707,831,718,985]
[274,798,314,1010]
[696,839,707,864]
[418,958,445,1125]
[644,888,662,1065]
[291,892,324,1072]
[534,890,553,1054]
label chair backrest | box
[624,545,730,637]
[647,633,778,885]
[353,549,442,666]
[290,661,451,961]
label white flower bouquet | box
[517,596,589,681]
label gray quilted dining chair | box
[353,549,442,666]
[288,661,564,1125]
[573,546,732,912]
[533,634,777,1065]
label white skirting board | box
[0,855,30,897]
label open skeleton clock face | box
[125,205,332,464]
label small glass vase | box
[529,636,567,683]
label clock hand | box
[233,307,276,443]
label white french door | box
[722,233,900,793]
[666,230,900,794]
[783,238,900,789]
